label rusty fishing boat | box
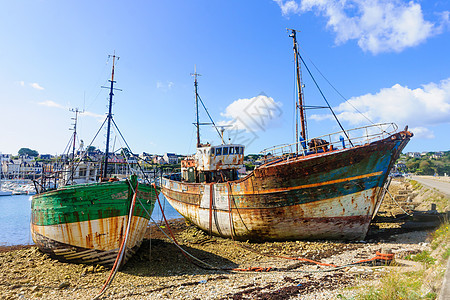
[161,30,413,241]
[31,55,157,266]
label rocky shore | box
[0,179,448,299]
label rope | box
[150,184,217,270]
[91,181,396,296]
[297,52,354,147]
[149,190,395,273]
[93,180,139,300]
[384,187,413,216]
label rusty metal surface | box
[192,145,244,171]
[31,227,144,266]
[162,131,412,241]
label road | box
[410,176,450,300]
[411,176,450,197]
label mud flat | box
[0,179,448,299]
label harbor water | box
[0,193,181,246]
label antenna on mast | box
[191,65,202,147]
[101,52,122,178]
[69,107,84,184]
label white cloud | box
[410,127,435,139]
[38,100,64,109]
[82,111,105,122]
[220,95,283,132]
[19,81,25,87]
[156,81,174,90]
[30,82,45,90]
[311,78,450,138]
[274,0,445,54]
[38,101,104,122]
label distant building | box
[407,152,421,158]
[1,160,43,179]
[0,153,11,162]
[39,154,53,160]
[431,152,443,159]
[163,153,178,164]
[140,152,153,162]
[395,163,406,172]
[107,155,126,164]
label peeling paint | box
[162,131,412,241]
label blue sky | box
[0,0,449,156]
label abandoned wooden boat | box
[161,31,413,241]
[31,55,157,265]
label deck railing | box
[260,123,398,163]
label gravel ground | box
[0,179,444,299]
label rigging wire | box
[302,53,376,125]
[85,57,111,111]
[297,52,354,147]
[197,94,223,141]
[298,47,389,135]
[66,116,108,183]
[292,57,298,143]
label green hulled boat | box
[31,55,157,266]
[31,176,157,265]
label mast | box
[191,67,201,148]
[69,107,83,184]
[103,54,119,178]
[289,29,307,151]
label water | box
[0,193,181,246]
[0,195,33,246]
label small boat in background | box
[31,55,157,266]
[0,190,12,196]
[0,171,12,196]
[162,31,412,241]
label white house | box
[163,153,178,164]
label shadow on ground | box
[121,238,238,277]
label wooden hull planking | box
[31,215,149,265]
[31,180,157,265]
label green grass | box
[408,251,436,265]
[409,180,422,190]
[443,248,450,260]
[352,221,450,300]
[431,222,449,250]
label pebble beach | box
[0,179,448,299]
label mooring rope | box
[383,186,413,216]
[147,185,394,274]
[95,181,397,299]
[93,180,139,300]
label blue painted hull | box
[162,130,412,241]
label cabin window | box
[216,147,222,155]
[235,146,240,154]
[229,147,234,154]
[223,147,228,155]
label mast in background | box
[191,66,201,148]
[103,53,120,178]
[289,29,307,152]
[69,107,83,184]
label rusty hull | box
[162,131,412,241]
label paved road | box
[411,176,450,197]
[411,176,450,299]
